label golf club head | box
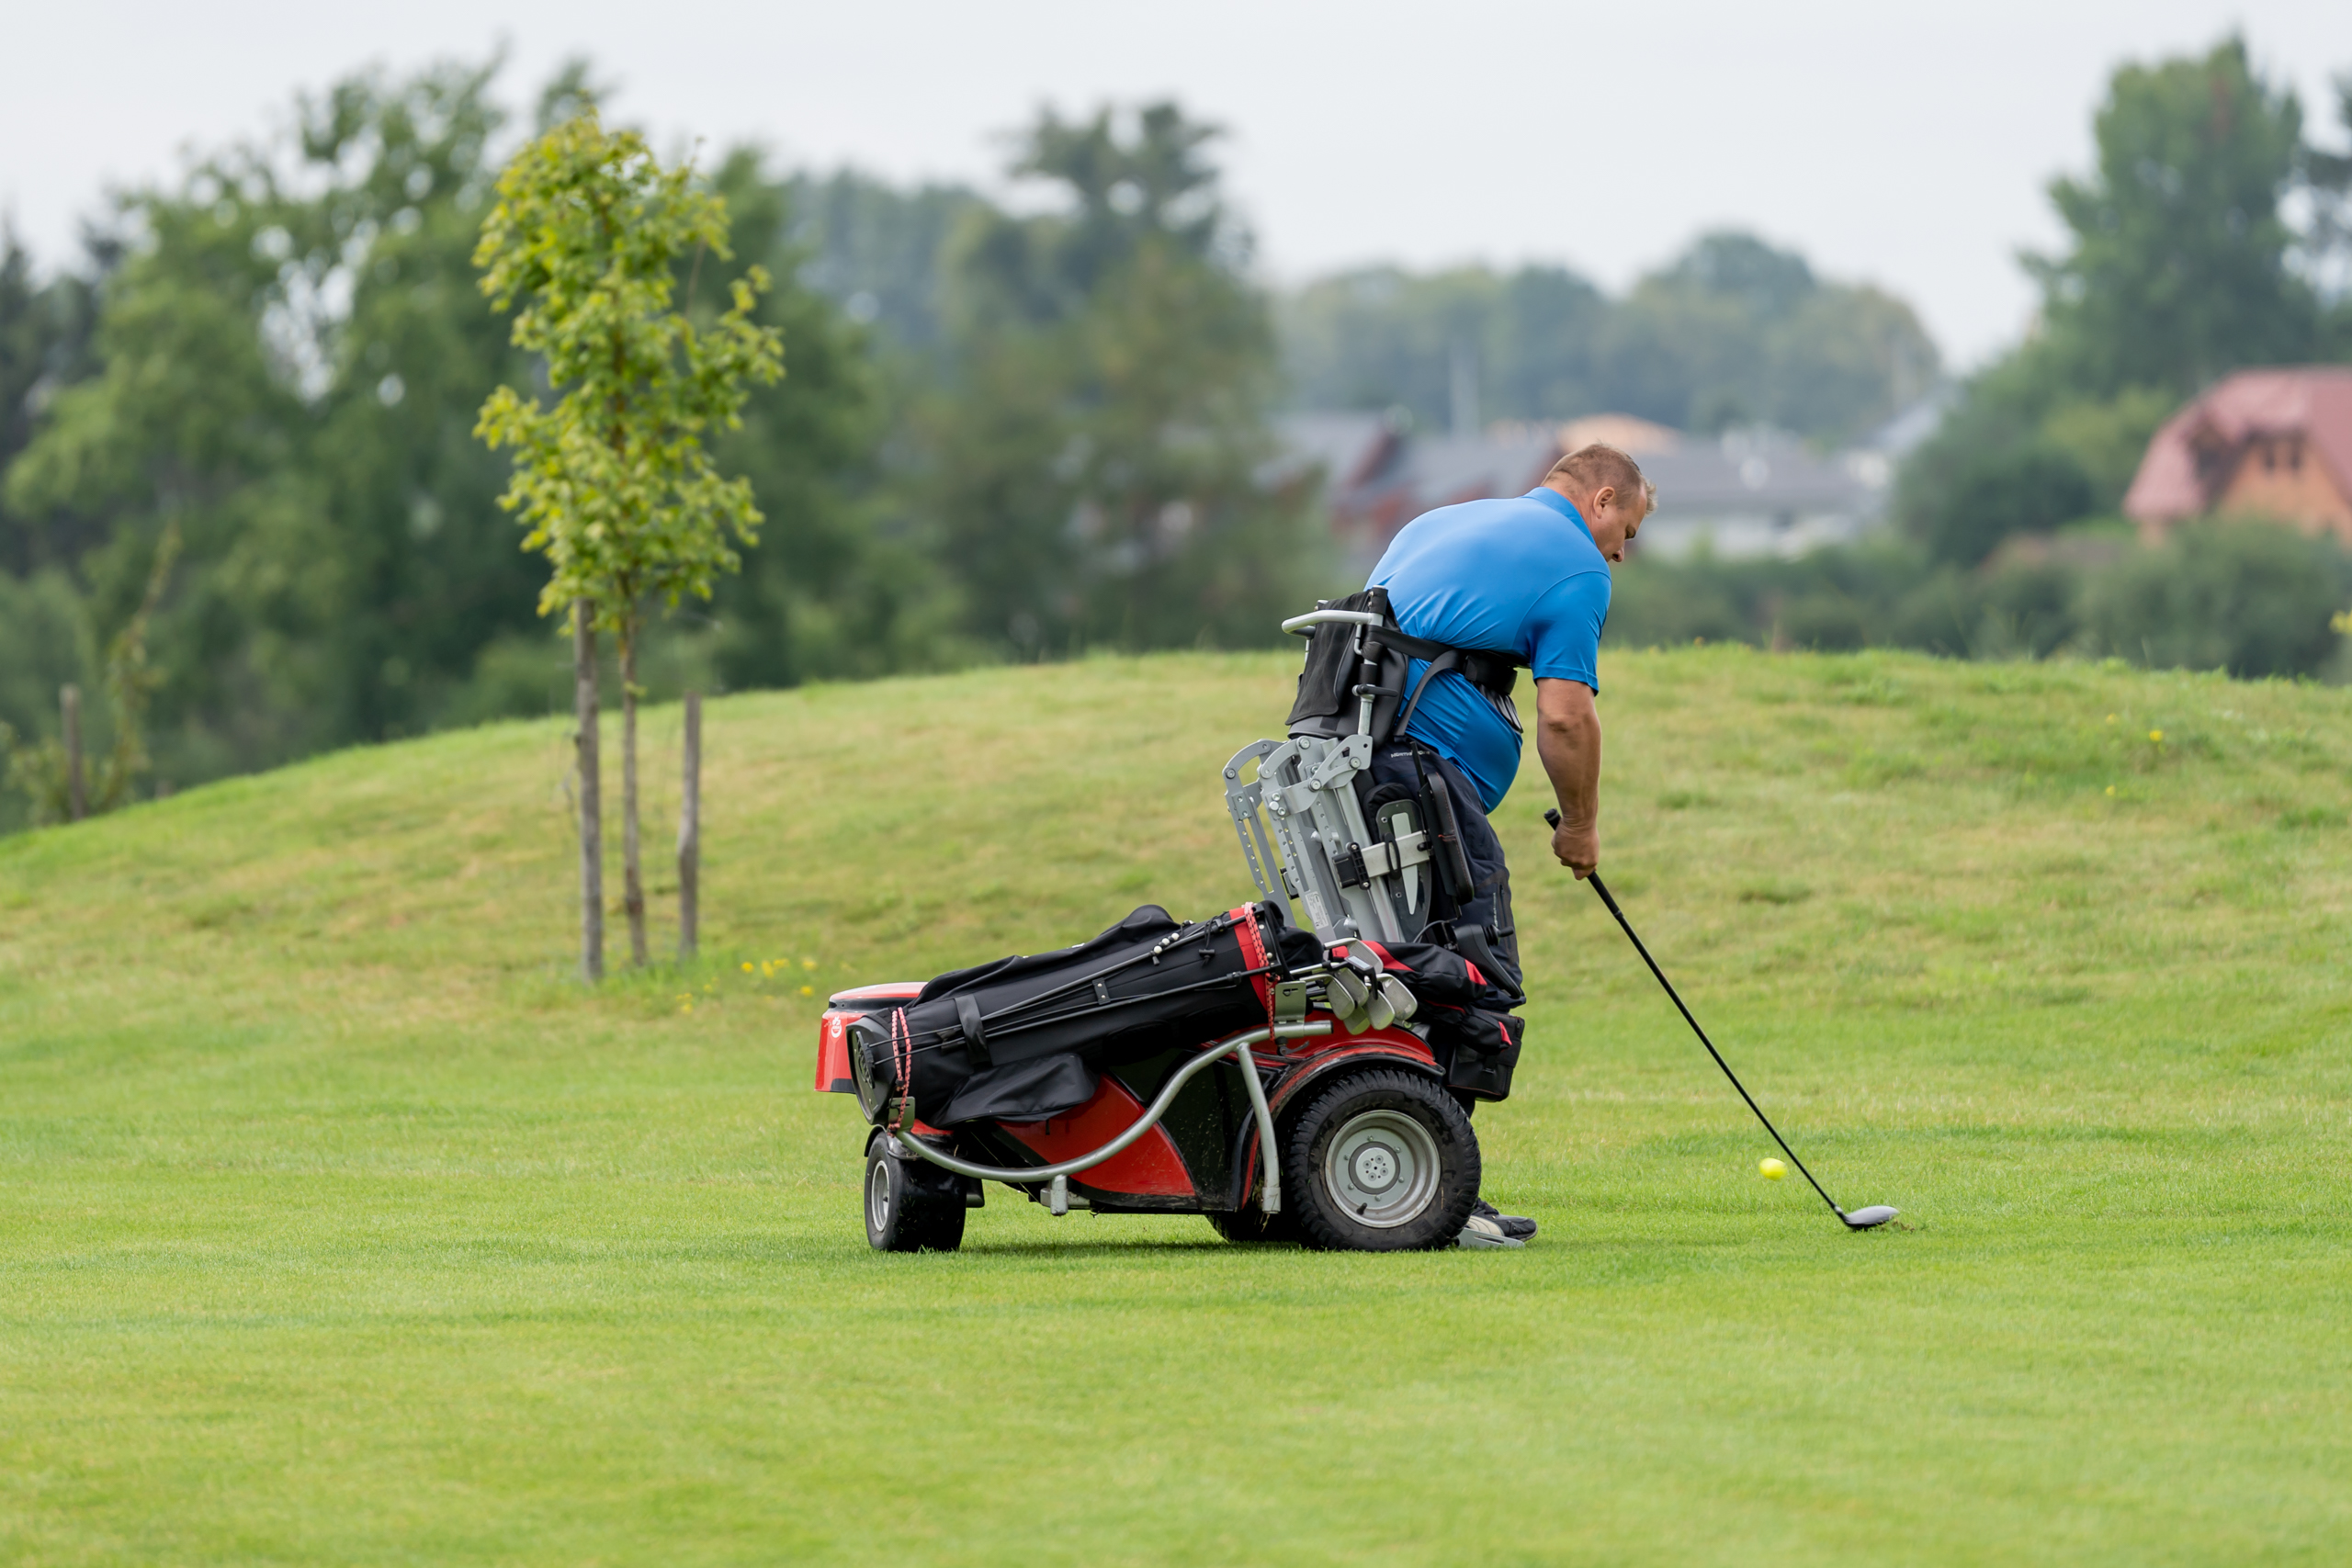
[1841,1205,1899,1229]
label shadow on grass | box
[924,1238,1273,1258]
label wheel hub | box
[866,1157,894,1234]
[1324,1108,1441,1228]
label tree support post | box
[573,601,605,983]
[620,630,648,967]
[62,685,85,822]
[678,690,700,961]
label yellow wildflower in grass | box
[802,958,818,969]
[800,985,815,997]
[2148,729,2163,743]
[2106,785,2117,796]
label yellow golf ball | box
[1759,1157,1788,1180]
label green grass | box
[3,647,2349,1566]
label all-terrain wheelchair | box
[811,596,1526,1251]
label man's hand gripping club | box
[1535,676,1600,879]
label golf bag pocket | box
[937,1054,1099,1126]
[1438,1009,1524,1102]
[879,904,1283,1126]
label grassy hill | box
[4,648,2348,1566]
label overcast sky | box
[4,0,2345,368]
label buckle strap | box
[1364,626,1522,695]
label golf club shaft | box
[1544,810,1848,1221]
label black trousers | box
[1365,744,1521,998]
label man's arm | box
[1535,676,1600,878]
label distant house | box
[1271,412,1558,572]
[1275,408,1909,572]
[2122,367,2352,547]
[1624,425,1892,561]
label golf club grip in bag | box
[869,903,1319,1127]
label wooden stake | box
[62,684,85,822]
[619,623,648,968]
[678,690,700,961]
[573,602,605,983]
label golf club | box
[1544,809,1897,1231]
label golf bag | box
[855,903,1323,1128]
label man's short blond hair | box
[1546,442,1657,515]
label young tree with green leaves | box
[474,110,781,977]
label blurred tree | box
[1603,232,1939,440]
[1277,233,1938,445]
[475,108,781,971]
[4,59,537,784]
[2080,522,2350,676]
[923,102,1323,654]
[0,59,888,841]
[702,152,965,690]
[2,521,177,823]
[1912,445,2098,567]
[1899,37,2340,563]
[2308,75,2352,353]
[1281,265,1611,433]
[782,169,986,358]
[0,225,110,576]
[2029,36,2315,396]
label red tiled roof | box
[2122,367,2352,523]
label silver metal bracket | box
[1305,732,1374,792]
[1354,832,1429,879]
[1272,979,1308,1021]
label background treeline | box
[1608,38,2352,674]
[5,37,2351,834]
[1278,231,1939,445]
[0,51,1946,831]
[0,63,1327,829]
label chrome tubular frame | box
[884,1021,1330,1214]
[1281,608,1386,637]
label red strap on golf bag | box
[1231,905,1274,1012]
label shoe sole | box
[1456,1230,1526,1248]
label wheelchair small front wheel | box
[865,1141,965,1252]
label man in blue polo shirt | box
[1366,442,1652,1243]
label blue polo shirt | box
[1368,487,1611,812]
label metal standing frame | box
[885,1021,1332,1216]
[1222,608,1440,946]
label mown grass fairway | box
[4,648,2348,1565]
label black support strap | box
[954,994,992,1067]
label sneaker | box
[1456,1213,1526,1248]
[1474,1199,1538,1241]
